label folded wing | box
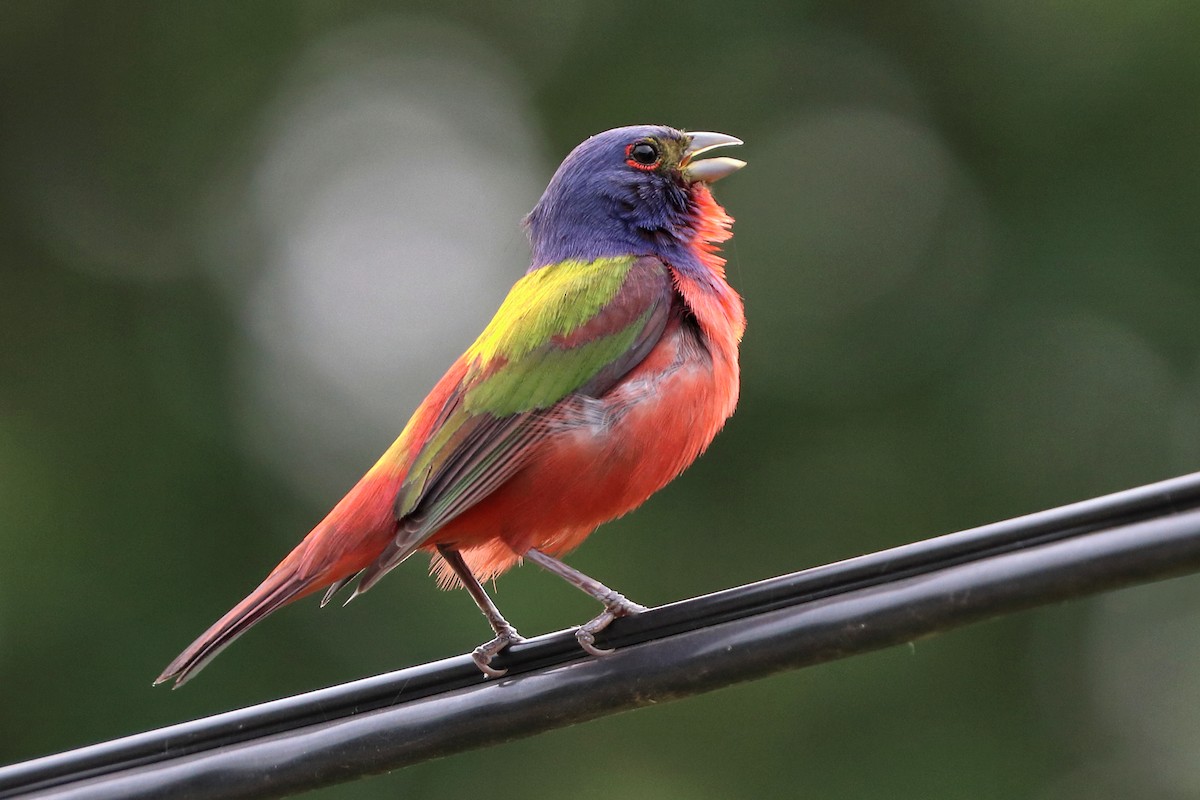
[350,255,675,594]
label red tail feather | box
[154,550,328,688]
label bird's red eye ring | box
[625,141,660,171]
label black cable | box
[6,471,1200,799]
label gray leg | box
[438,545,524,677]
[524,549,647,657]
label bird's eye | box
[625,141,660,170]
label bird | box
[156,125,746,687]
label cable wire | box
[6,471,1200,799]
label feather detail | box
[681,183,746,340]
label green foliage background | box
[3,2,1200,797]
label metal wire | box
[7,471,1200,799]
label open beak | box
[681,131,746,183]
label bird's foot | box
[472,624,525,678]
[576,591,647,657]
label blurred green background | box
[4,2,1200,797]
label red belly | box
[425,317,738,581]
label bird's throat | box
[686,184,735,279]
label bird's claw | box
[576,616,617,657]
[575,593,647,658]
[471,625,524,678]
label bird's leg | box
[437,545,524,678]
[524,548,647,657]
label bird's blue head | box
[524,125,744,271]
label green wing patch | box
[465,256,637,365]
[464,309,651,415]
[392,256,673,544]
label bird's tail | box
[154,546,333,689]
[156,457,408,687]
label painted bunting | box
[156,125,746,686]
